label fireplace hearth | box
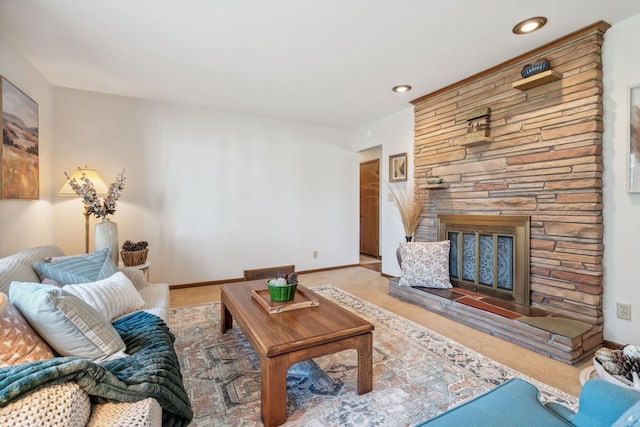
[388,278,599,364]
[390,214,598,364]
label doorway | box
[360,159,379,258]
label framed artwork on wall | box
[630,84,640,193]
[389,152,407,182]
[1,76,39,199]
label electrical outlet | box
[313,250,318,259]
[617,302,632,320]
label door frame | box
[359,159,380,258]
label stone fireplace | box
[439,214,530,306]
[390,22,610,364]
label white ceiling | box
[1,0,640,129]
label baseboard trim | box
[170,263,363,289]
[603,339,624,349]
[170,277,245,289]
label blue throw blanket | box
[0,311,193,427]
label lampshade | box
[59,168,109,196]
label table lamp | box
[59,167,109,253]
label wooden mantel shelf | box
[460,136,492,147]
[419,183,450,190]
[512,70,562,91]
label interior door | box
[360,160,379,257]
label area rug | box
[169,285,578,426]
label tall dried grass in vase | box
[387,181,425,241]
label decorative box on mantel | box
[461,107,492,146]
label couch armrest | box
[0,245,65,294]
[88,397,162,427]
[417,378,571,426]
[117,266,169,322]
[137,282,170,322]
[544,402,576,420]
[567,378,640,427]
[0,382,90,427]
[118,266,147,291]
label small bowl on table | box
[267,281,298,302]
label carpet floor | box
[169,285,578,426]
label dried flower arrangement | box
[65,168,126,218]
[267,271,298,287]
[387,181,425,241]
[122,240,148,252]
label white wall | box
[3,16,638,343]
[602,14,640,344]
[0,31,54,255]
[354,106,414,277]
[52,88,359,285]
[359,145,381,163]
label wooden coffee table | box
[220,280,374,427]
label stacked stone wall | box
[411,22,609,334]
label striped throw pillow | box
[33,248,117,285]
[9,282,127,362]
[63,272,145,322]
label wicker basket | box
[120,248,149,266]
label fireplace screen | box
[439,214,530,305]
[448,232,514,291]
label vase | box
[94,217,119,265]
[396,246,403,268]
[397,236,413,267]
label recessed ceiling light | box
[512,16,547,35]
[392,85,412,93]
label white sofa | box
[0,245,171,427]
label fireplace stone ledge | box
[389,277,602,365]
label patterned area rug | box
[169,285,578,426]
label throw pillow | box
[398,241,452,288]
[63,272,145,322]
[33,247,118,285]
[42,278,63,287]
[0,292,54,367]
[9,282,127,362]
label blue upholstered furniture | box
[417,378,640,426]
